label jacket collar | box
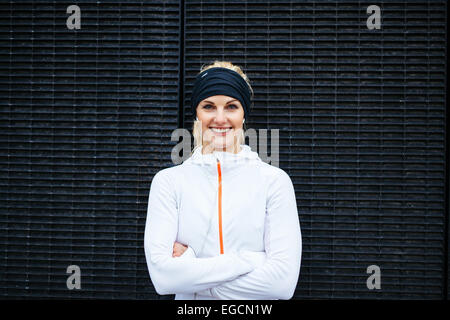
[183,144,262,177]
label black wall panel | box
[0,1,180,299]
[184,1,447,299]
[0,0,448,299]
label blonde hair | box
[191,60,253,155]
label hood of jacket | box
[183,144,262,178]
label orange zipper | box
[216,158,224,254]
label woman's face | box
[196,95,245,153]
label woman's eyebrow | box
[202,99,238,105]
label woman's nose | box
[214,108,227,123]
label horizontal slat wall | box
[184,1,447,299]
[0,0,447,300]
[0,1,180,299]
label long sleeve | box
[195,170,302,300]
[144,169,260,295]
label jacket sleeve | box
[195,169,302,300]
[144,170,259,295]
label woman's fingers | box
[172,241,188,257]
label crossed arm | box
[190,170,302,299]
[144,170,265,295]
[145,169,302,299]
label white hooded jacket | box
[144,144,302,299]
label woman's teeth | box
[210,128,231,133]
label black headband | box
[190,67,252,119]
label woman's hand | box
[172,241,188,257]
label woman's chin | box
[204,140,236,152]
[214,137,235,149]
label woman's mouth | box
[210,127,232,136]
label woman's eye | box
[202,104,238,109]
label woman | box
[144,61,302,300]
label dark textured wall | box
[0,0,447,299]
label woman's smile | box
[209,127,233,136]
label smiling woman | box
[144,60,302,300]
[196,95,245,154]
[191,61,253,155]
